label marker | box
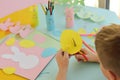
[45,7,48,15]
[50,1,54,11]
[49,7,52,15]
[48,1,50,10]
[80,34,96,37]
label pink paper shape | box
[9,22,22,34]
[19,25,33,38]
[0,39,54,80]
[0,18,14,31]
[0,0,48,18]
[33,34,46,43]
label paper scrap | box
[19,39,35,48]
[5,38,15,46]
[42,48,57,58]
[3,67,16,74]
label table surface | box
[36,4,120,80]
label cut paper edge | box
[5,38,15,46]
[60,30,82,54]
[3,67,16,74]
[19,39,35,48]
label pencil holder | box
[46,10,55,31]
[65,7,74,28]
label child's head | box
[95,24,120,80]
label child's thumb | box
[64,52,69,59]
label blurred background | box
[84,0,120,18]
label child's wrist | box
[59,69,67,75]
[57,70,67,80]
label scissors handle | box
[79,51,88,61]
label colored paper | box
[0,0,47,18]
[5,38,15,46]
[19,40,35,48]
[9,22,21,34]
[19,25,33,38]
[60,30,82,54]
[0,69,27,80]
[0,31,59,80]
[33,34,46,43]
[3,67,16,74]
[52,30,62,37]
[42,48,57,58]
[0,5,38,27]
[0,30,10,39]
[2,46,39,69]
[0,18,14,31]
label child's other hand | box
[56,49,69,72]
[75,48,98,62]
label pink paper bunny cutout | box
[0,18,14,31]
[9,22,21,34]
[19,25,33,38]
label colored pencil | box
[40,4,46,15]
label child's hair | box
[95,24,120,76]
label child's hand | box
[75,48,98,62]
[55,49,69,72]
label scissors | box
[60,30,96,61]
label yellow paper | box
[78,28,86,34]
[5,38,15,46]
[3,67,16,74]
[60,30,82,54]
[0,30,10,39]
[19,40,35,48]
[0,5,38,27]
[0,69,27,80]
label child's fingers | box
[80,48,89,55]
[57,49,63,54]
[56,49,63,58]
[64,52,69,59]
[75,54,83,62]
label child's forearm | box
[56,71,67,80]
